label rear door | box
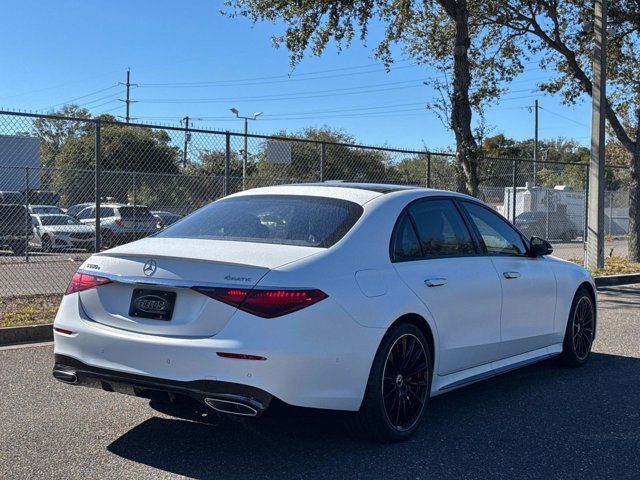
[459,201,557,358]
[392,198,503,375]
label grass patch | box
[569,255,640,277]
[590,255,640,277]
[0,295,61,328]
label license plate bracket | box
[128,288,176,321]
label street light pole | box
[230,108,262,191]
[586,0,607,269]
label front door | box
[459,201,557,358]
[391,198,503,375]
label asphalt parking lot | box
[1,284,639,480]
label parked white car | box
[74,204,158,248]
[53,184,596,441]
[30,214,95,252]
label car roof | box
[229,183,473,206]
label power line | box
[138,60,416,87]
[539,106,590,128]
[46,84,119,110]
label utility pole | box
[533,99,539,186]
[586,0,606,270]
[118,68,138,123]
[182,116,190,168]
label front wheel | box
[351,323,432,442]
[560,287,595,367]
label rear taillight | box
[65,272,111,295]
[114,218,123,226]
[192,287,327,318]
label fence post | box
[320,142,326,182]
[511,160,518,225]
[24,167,30,263]
[133,171,137,237]
[224,131,231,197]
[426,153,432,188]
[94,121,102,253]
[583,164,589,263]
[609,190,613,235]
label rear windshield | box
[118,206,154,220]
[0,205,26,220]
[157,195,364,247]
[1,192,22,204]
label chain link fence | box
[0,110,630,300]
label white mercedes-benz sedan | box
[52,183,596,441]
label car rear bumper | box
[53,293,384,411]
[53,353,273,416]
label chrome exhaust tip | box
[204,395,264,417]
[53,369,78,385]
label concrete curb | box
[0,324,53,346]
[595,274,640,288]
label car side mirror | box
[530,236,553,257]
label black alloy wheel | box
[382,334,430,432]
[351,323,432,442]
[561,287,595,367]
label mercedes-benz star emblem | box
[143,259,157,277]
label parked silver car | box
[74,204,157,248]
[30,214,95,252]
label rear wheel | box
[101,230,114,250]
[9,241,25,256]
[351,323,432,442]
[41,235,52,253]
[560,287,595,367]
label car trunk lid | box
[77,237,322,337]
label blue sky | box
[0,0,592,151]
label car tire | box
[9,242,26,256]
[349,322,432,442]
[101,230,114,250]
[560,287,595,367]
[41,235,52,253]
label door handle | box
[503,271,521,279]
[424,278,447,287]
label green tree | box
[32,104,91,169]
[224,1,525,196]
[249,127,392,185]
[54,119,180,206]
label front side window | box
[157,195,363,248]
[406,199,476,258]
[462,201,527,256]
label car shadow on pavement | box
[107,353,640,480]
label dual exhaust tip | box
[53,368,264,417]
[204,395,265,417]
[53,369,78,384]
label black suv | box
[0,204,32,255]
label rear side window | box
[406,199,475,258]
[157,195,363,248]
[462,201,527,256]
[391,212,423,262]
[0,205,26,223]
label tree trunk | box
[629,146,640,262]
[446,0,480,197]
